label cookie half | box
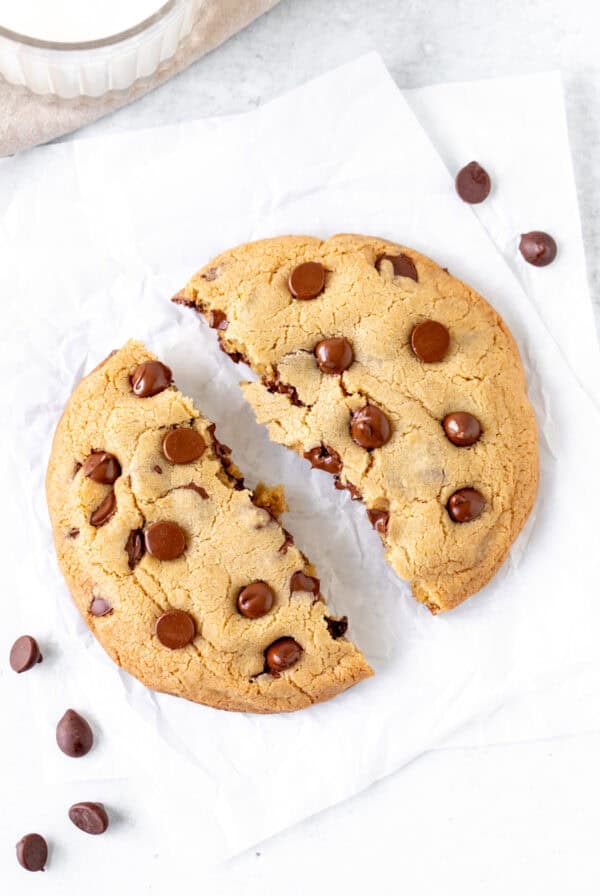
[180,234,539,612]
[46,340,371,712]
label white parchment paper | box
[1,55,600,863]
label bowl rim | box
[0,0,179,52]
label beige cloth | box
[0,0,280,157]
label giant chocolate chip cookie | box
[179,234,539,612]
[46,340,371,712]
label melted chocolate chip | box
[82,452,121,485]
[155,610,196,649]
[350,405,391,449]
[315,337,354,374]
[279,529,295,553]
[334,478,362,500]
[89,490,117,527]
[375,252,418,282]
[262,376,304,407]
[181,483,209,499]
[144,521,186,561]
[410,320,450,363]
[153,465,163,474]
[208,309,228,329]
[447,488,485,523]
[237,581,274,619]
[131,361,172,398]
[265,637,303,674]
[125,529,145,569]
[455,161,491,204]
[56,709,93,757]
[367,509,389,535]
[68,528,80,538]
[89,597,112,617]
[325,616,348,639]
[288,261,326,299]
[443,412,482,447]
[303,444,343,475]
[290,571,320,596]
[162,428,206,464]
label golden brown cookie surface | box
[182,234,539,612]
[46,340,371,712]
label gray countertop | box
[70,0,600,334]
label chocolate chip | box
[315,337,354,374]
[447,488,485,523]
[144,521,186,561]
[125,529,145,569]
[443,412,482,447]
[411,320,450,363]
[181,482,209,499]
[162,428,206,465]
[16,834,48,872]
[131,360,172,398]
[455,161,491,204]
[279,529,295,553]
[208,309,228,329]
[237,581,274,619]
[262,376,304,406]
[68,802,109,835]
[367,509,389,535]
[202,266,219,281]
[264,637,303,674]
[351,404,391,449]
[325,616,348,639]
[288,261,325,299]
[89,597,112,617]
[68,527,80,538]
[334,478,361,500]
[519,231,557,267]
[303,444,343,475]
[89,490,117,527]
[153,464,163,474]
[56,709,94,757]
[290,571,320,596]
[9,635,42,673]
[207,423,231,460]
[375,253,418,282]
[82,452,121,485]
[155,609,195,649]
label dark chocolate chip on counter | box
[89,490,117,527]
[68,802,109,835]
[155,609,196,649]
[519,231,557,267]
[410,320,450,363]
[447,488,485,523]
[443,412,482,447]
[131,360,172,398]
[303,443,343,475]
[325,616,348,639]
[288,261,325,299]
[375,252,418,282]
[144,521,186,561]
[351,404,391,449]
[290,570,320,596]
[455,161,491,204]
[56,709,94,758]
[314,337,354,374]
[16,833,48,872]
[9,635,42,673]
[237,581,275,619]
[89,597,112,617]
[367,509,389,535]
[82,451,121,485]
[125,529,145,569]
[265,637,303,675]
